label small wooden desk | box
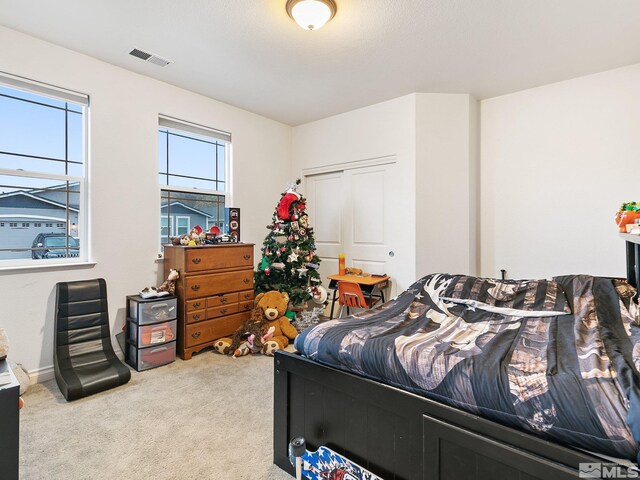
[326,274,390,319]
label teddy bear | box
[213,290,298,356]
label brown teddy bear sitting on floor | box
[213,291,299,356]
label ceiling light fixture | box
[286,0,337,31]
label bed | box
[273,273,640,479]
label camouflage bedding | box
[294,274,640,462]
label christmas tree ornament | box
[299,229,306,236]
[292,214,299,221]
[287,251,300,263]
[288,235,294,241]
[265,267,271,276]
[294,235,299,241]
[259,257,270,271]
[310,285,328,304]
[277,190,301,220]
[297,267,308,277]
[271,262,286,270]
[291,221,300,231]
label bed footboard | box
[274,351,616,479]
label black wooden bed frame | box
[273,350,634,479]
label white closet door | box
[305,161,399,298]
[305,171,345,288]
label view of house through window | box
[0,75,87,264]
[158,116,230,247]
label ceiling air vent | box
[128,47,172,67]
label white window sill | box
[0,261,97,273]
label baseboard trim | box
[28,364,54,384]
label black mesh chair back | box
[54,278,130,401]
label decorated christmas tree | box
[254,180,325,307]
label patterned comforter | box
[294,274,640,461]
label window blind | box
[0,71,89,106]
[159,115,231,143]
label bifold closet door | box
[305,163,399,299]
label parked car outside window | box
[31,233,80,259]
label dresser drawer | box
[185,309,206,324]
[207,303,239,319]
[185,246,254,272]
[238,300,254,313]
[184,313,249,347]
[185,299,206,312]
[184,270,253,299]
[206,292,239,308]
[238,290,254,302]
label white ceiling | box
[1,0,640,125]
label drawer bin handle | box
[192,332,201,339]
[192,314,200,321]
[243,278,250,284]
[191,285,200,292]
[243,304,251,310]
[192,258,202,264]
[220,297,228,303]
[243,254,250,260]
[193,302,201,309]
[220,308,228,314]
[243,294,251,299]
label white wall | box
[481,63,640,279]
[292,95,417,292]
[415,93,479,277]
[0,26,291,380]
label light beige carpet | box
[20,352,293,480]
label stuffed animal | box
[157,269,179,295]
[213,306,270,356]
[213,290,298,356]
[258,291,299,355]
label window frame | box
[0,72,89,268]
[158,116,231,252]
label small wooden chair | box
[337,281,380,317]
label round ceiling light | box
[286,0,337,31]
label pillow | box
[441,275,571,317]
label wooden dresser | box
[163,244,255,360]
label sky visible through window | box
[0,86,83,189]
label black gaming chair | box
[54,278,130,401]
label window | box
[0,73,88,265]
[158,116,230,248]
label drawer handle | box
[220,297,228,303]
[192,332,201,339]
[243,278,250,284]
[243,304,251,310]
[192,314,201,321]
[191,285,201,292]
[243,294,251,299]
[243,254,250,260]
[193,302,201,308]
[220,308,228,314]
[192,258,202,264]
